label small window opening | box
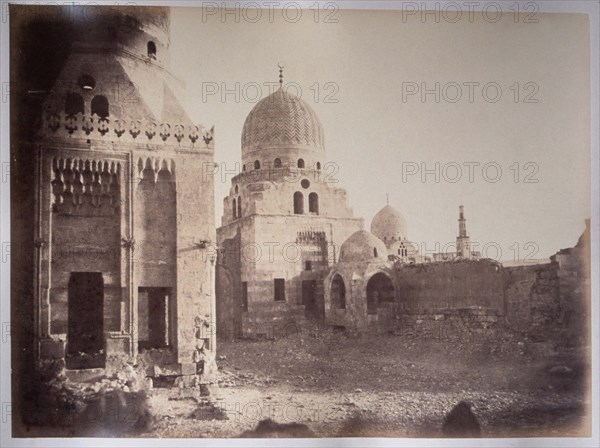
[147,41,157,59]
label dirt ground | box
[141,328,591,438]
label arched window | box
[91,95,109,118]
[235,185,239,194]
[254,160,260,170]
[274,158,282,168]
[65,93,84,116]
[147,41,157,59]
[309,192,319,214]
[331,274,346,309]
[373,247,378,258]
[237,196,242,218]
[243,165,247,171]
[316,162,321,170]
[293,191,304,214]
[297,158,305,168]
[232,198,237,219]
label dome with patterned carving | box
[371,205,407,243]
[242,87,325,155]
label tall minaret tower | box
[456,205,471,259]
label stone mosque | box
[215,70,480,339]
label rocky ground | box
[144,327,591,438]
[16,326,591,438]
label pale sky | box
[170,7,590,261]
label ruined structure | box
[11,6,216,379]
[216,74,363,339]
[324,217,590,336]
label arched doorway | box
[331,274,346,309]
[366,272,394,315]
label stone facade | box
[12,7,216,378]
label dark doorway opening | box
[274,278,285,301]
[366,272,395,315]
[302,280,318,319]
[67,272,105,369]
[241,282,248,312]
[138,287,171,351]
[331,274,346,309]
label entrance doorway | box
[302,280,318,319]
[138,287,171,351]
[67,272,105,369]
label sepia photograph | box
[1,0,598,445]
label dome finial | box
[386,193,389,205]
[278,62,285,87]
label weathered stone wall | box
[394,259,505,313]
[551,222,591,345]
[216,230,242,340]
[216,212,362,339]
[323,228,590,343]
[173,150,216,373]
[502,224,590,344]
[503,263,559,337]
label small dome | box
[371,205,407,243]
[242,88,325,154]
[339,230,388,263]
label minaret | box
[456,205,471,259]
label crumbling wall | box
[550,221,591,345]
[503,263,560,338]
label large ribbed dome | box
[371,205,407,242]
[242,88,325,154]
[339,230,388,263]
